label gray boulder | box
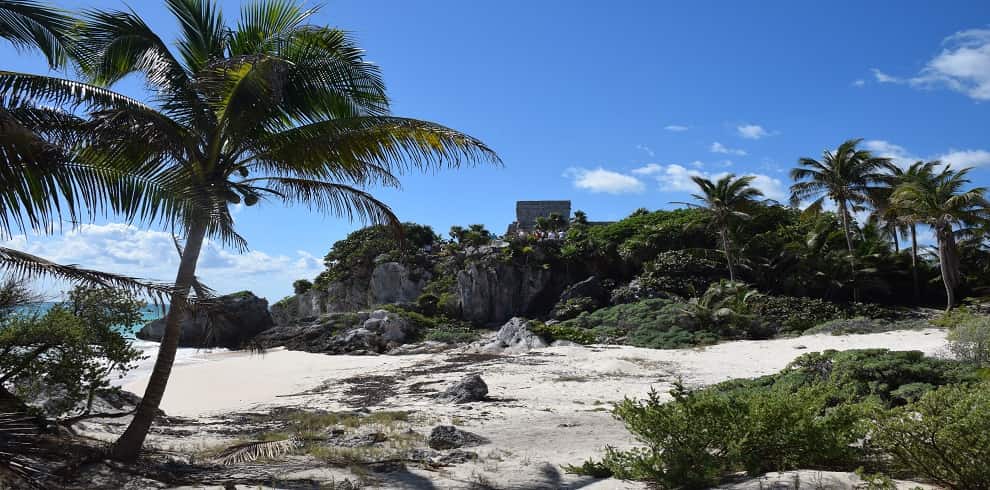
[136,291,273,349]
[483,317,549,352]
[441,374,488,403]
[427,425,488,450]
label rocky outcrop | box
[440,374,488,403]
[456,261,557,325]
[271,262,429,327]
[136,291,273,348]
[370,262,430,305]
[482,317,549,352]
[252,309,416,354]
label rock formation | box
[136,291,274,349]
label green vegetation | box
[0,0,497,459]
[0,282,145,419]
[316,223,438,287]
[573,348,988,489]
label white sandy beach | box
[113,328,948,489]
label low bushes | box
[572,349,987,489]
[946,313,990,367]
[803,317,930,336]
[872,383,990,490]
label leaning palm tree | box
[892,166,990,311]
[678,174,764,282]
[790,139,894,301]
[2,0,498,460]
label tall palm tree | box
[892,166,990,311]
[790,138,894,301]
[679,174,764,282]
[884,161,939,304]
[2,0,499,460]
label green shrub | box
[803,317,929,336]
[0,286,145,418]
[946,314,990,367]
[748,295,845,334]
[932,306,979,329]
[550,296,598,321]
[292,279,312,294]
[584,383,869,488]
[422,324,478,344]
[529,321,598,345]
[872,383,990,490]
[315,222,436,286]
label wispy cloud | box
[1,224,325,300]
[564,167,645,194]
[635,144,655,157]
[873,28,990,100]
[864,140,990,169]
[852,79,866,87]
[710,142,747,156]
[736,124,770,140]
[640,164,786,201]
[938,149,990,168]
[664,124,689,132]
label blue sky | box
[4,1,990,300]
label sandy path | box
[122,328,948,489]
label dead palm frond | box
[212,437,301,465]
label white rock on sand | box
[121,328,948,489]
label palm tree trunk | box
[936,223,960,312]
[889,224,899,253]
[910,224,920,305]
[109,220,208,461]
[720,227,735,282]
[838,200,859,302]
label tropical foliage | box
[574,349,988,489]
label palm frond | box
[0,0,73,68]
[0,247,174,299]
[245,177,400,228]
[212,437,300,465]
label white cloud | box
[874,28,990,100]
[664,125,689,132]
[645,164,787,201]
[863,140,919,168]
[937,148,990,168]
[1,223,325,300]
[872,68,901,84]
[631,163,663,175]
[564,167,645,194]
[710,142,747,156]
[737,124,769,140]
[635,144,655,157]
[865,140,990,169]
[852,79,866,87]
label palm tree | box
[0,0,182,296]
[2,0,498,460]
[679,174,764,282]
[790,139,894,301]
[883,161,939,303]
[892,166,990,311]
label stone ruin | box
[506,200,571,235]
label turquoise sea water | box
[8,302,224,387]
